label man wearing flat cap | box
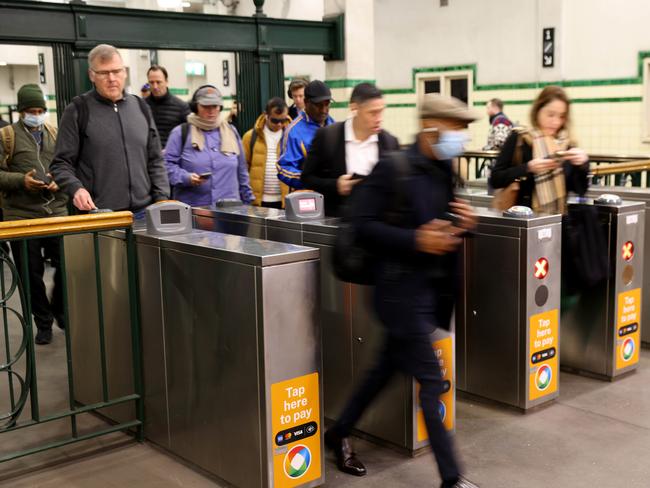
[277,79,335,190]
[324,94,480,488]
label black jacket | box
[348,143,458,337]
[301,122,400,216]
[491,131,589,207]
[51,89,170,212]
[145,91,191,148]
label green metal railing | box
[0,212,143,463]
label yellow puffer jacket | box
[242,114,289,207]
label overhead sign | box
[542,28,554,68]
[38,53,46,84]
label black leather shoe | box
[35,328,52,345]
[324,431,366,476]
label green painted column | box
[72,47,92,96]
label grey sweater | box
[50,89,170,211]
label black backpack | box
[332,151,412,285]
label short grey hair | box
[88,44,122,69]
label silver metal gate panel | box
[457,208,562,410]
[148,232,322,488]
[586,186,650,346]
[64,233,135,424]
[561,200,645,378]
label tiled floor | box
[2,343,650,487]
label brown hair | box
[530,85,571,131]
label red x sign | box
[534,258,549,279]
[622,241,634,261]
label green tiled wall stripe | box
[386,103,416,108]
[382,50,650,96]
[382,88,415,94]
[473,96,642,106]
[46,95,56,100]
[476,78,640,91]
[169,88,189,95]
[325,79,375,89]
[330,101,349,109]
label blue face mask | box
[429,130,468,160]
[22,112,48,128]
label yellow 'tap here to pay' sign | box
[616,288,641,370]
[271,372,321,488]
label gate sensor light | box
[622,241,634,261]
[534,258,549,279]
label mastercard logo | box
[284,445,311,479]
[621,338,635,362]
[535,364,552,391]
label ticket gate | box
[193,205,455,454]
[561,198,645,379]
[456,208,563,409]
[586,186,650,347]
[66,204,324,488]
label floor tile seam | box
[556,400,650,432]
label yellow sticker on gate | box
[417,335,454,442]
[271,372,321,487]
[529,309,559,401]
[616,288,641,370]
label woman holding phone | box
[164,85,254,206]
[490,85,589,214]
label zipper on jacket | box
[22,124,48,183]
[114,102,134,210]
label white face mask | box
[22,112,48,128]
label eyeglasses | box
[269,117,288,124]
[91,67,126,78]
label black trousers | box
[329,332,460,483]
[10,237,65,331]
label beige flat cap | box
[419,93,479,122]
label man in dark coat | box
[324,93,480,488]
[146,65,191,148]
[301,83,399,217]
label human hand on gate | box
[449,198,478,232]
[73,188,96,211]
[415,219,463,255]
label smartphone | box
[350,173,365,180]
[442,211,461,227]
[198,172,212,179]
[551,150,569,159]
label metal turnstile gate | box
[561,198,645,379]
[457,208,563,409]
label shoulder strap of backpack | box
[72,94,89,157]
[180,122,189,152]
[249,129,258,158]
[135,95,151,130]
[0,125,15,168]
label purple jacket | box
[164,124,254,206]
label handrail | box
[0,211,133,240]
[590,160,650,176]
[461,149,650,164]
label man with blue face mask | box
[324,94,481,488]
[0,83,68,345]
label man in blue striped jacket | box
[277,80,335,189]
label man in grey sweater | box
[51,44,169,214]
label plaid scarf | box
[529,128,570,214]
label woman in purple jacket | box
[164,85,254,206]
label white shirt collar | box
[345,117,379,144]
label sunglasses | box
[269,117,288,124]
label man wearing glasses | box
[51,44,169,216]
[0,84,68,345]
